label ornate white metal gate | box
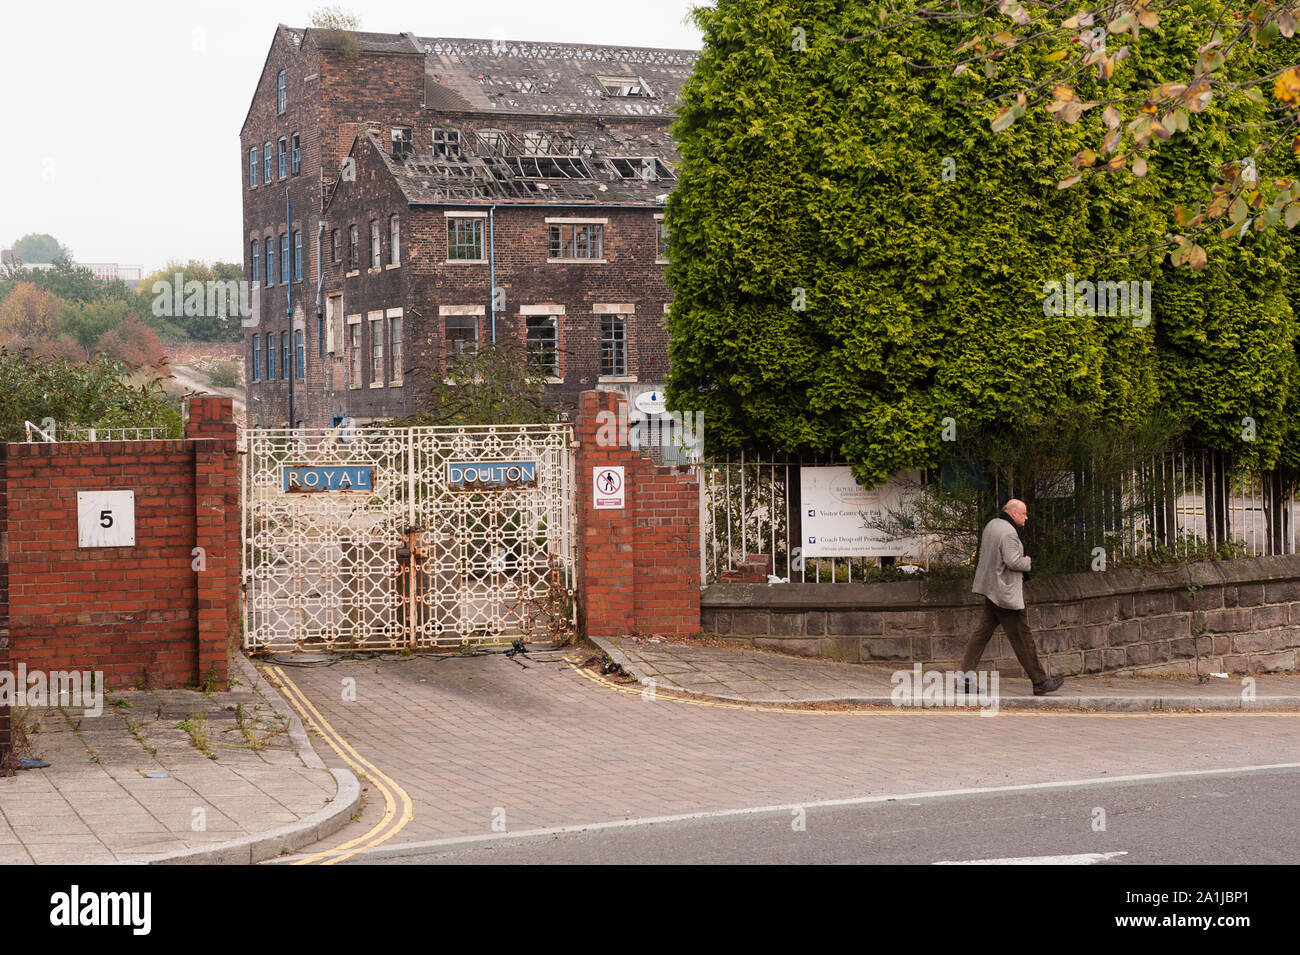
[242,424,575,652]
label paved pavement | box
[592,635,1300,709]
[0,655,351,864]
[275,648,1300,861]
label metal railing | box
[696,450,1299,585]
[21,422,169,443]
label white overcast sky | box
[0,0,704,272]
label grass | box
[178,710,216,760]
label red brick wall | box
[575,390,700,637]
[0,444,10,765]
[0,397,237,691]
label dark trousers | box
[960,598,1049,684]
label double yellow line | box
[265,665,414,865]
[566,659,1300,719]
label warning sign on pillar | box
[593,466,625,509]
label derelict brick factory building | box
[240,25,695,428]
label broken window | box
[601,314,627,377]
[291,133,301,174]
[607,157,675,181]
[392,126,414,160]
[656,216,669,262]
[476,129,505,155]
[595,74,653,97]
[523,130,554,155]
[526,314,558,377]
[370,314,383,383]
[331,229,341,264]
[445,315,478,354]
[433,127,460,158]
[549,223,603,260]
[348,225,358,271]
[447,218,485,260]
[390,214,400,265]
[370,220,381,270]
[277,138,287,179]
[389,311,403,383]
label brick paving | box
[282,650,1300,850]
[594,636,1300,707]
[0,671,337,864]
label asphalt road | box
[345,766,1300,865]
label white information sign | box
[799,468,921,558]
[593,466,625,510]
[77,490,136,548]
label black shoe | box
[1033,677,1065,696]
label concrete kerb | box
[125,653,362,865]
[586,636,1300,712]
[128,768,360,865]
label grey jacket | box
[972,515,1032,610]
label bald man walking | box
[962,499,1064,696]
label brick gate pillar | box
[185,396,238,689]
[573,390,701,638]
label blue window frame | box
[277,70,286,114]
[266,333,275,379]
[277,138,287,180]
[281,332,289,380]
[263,143,272,183]
[265,238,274,285]
[248,147,258,187]
[291,133,301,175]
[251,241,260,284]
[293,230,303,281]
[295,330,305,378]
[280,234,289,284]
[317,315,325,357]
[252,336,261,381]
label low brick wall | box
[701,556,1300,676]
[0,396,238,692]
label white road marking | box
[293,760,1300,862]
[935,851,1128,865]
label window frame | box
[265,238,275,286]
[276,69,287,114]
[263,143,272,183]
[348,225,359,272]
[290,132,301,175]
[251,335,261,382]
[525,312,560,379]
[446,215,486,262]
[547,221,605,262]
[281,331,289,381]
[331,229,341,265]
[277,138,287,180]
[387,309,403,385]
[389,214,400,266]
[295,329,305,379]
[368,311,384,387]
[248,147,258,188]
[293,230,303,282]
[348,317,362,388]
[600,313,628,378]
[369,220,381,270]
[280,233,289,285]
[266,332,276,379]
[251,240,260,284]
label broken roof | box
[341,128,679,208]
[418,37,697,117]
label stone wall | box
[701,555,1300,676]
